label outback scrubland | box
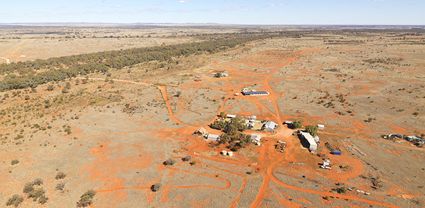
[0,26,424,208]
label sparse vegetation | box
[332,186,347,194]
[163,159,176,166]
[77,190,96,207]
[0,35,266,91]
[22,179,48,205]
[370,176,384,189]
[55,172,66,180]
[6,194,23,207]
[11,159,19,165]
[289,120,303,129]
[210,117,251,151]
[305,125,318,137]
[55,183,65,192]
[151,183,161,192]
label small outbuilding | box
[214,71,229,78]
[299,131,318,152]
[263,121,278,132]
[250,134,262,146]
[194,128,208,137]
[206,134,220,142]
[241,91,270,96]
[226,114,237,119]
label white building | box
[299,131,318,152]
[226,114,237,119]
[250,134,262,146]
[263,121,278,131]
[248,115,257,121]
[317,124,325,130]
[206,134,220,142]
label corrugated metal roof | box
[300,131,317,147]
[242,91,270,96]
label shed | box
[330,150,342,155]
[206,134,220,142]
[248,115,257,121]
[214,71,229,78]
[250,134,262,145]
[263,121,278,131]
[194,128,208,136]
[241,91,270,96]
[299,131,318,152]
[227,114,237,119]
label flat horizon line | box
[0,22,424,27]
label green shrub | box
[77,190,96,207]
[290,120,303,129]
[23,182,35,194]
[6,194,23,207]
[209,119,227,130]
[55,183,65,191]
[305,125,318,137]
[55,172,66,180]
[27,188,45,202]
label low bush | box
[6,194,23,207]
[77,190,96,207]
[55,172,66,180]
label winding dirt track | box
[84,48,399,207]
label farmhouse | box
[299,131,318,152]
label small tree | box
[290,120,303,129]
[305,125,318,137]
[209,119,227,130]
[77,190,96,207]
[55,172,66,180]
[224,117,246,134]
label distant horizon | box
[1,1,424,25]
[1,22,424,27]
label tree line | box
[0,34,268,91]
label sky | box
[0,0,424,25]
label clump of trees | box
[210,116,251,152]
[289,120,303,129]
[22,178,48,205]
[0,34,267,91]
[305,125,318,137]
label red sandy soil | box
[132,48,399,207]
[31,45,415,207]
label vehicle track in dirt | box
[81,47,399,208]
